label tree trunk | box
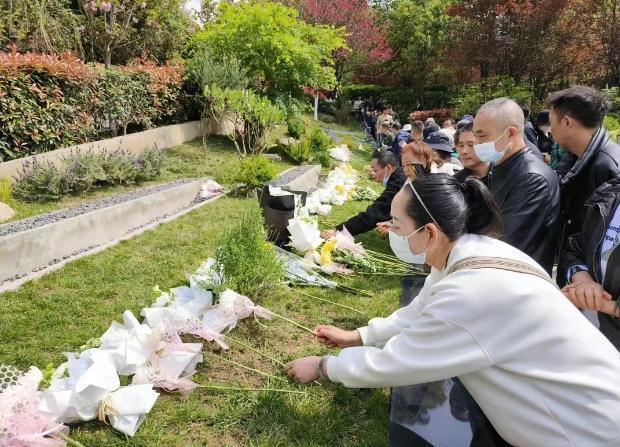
[314,94,319,121]
[104,43,112,69]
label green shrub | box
[287,115,305,139]
[0,50,193,162]
[286,139,312,164]
[0,178,13,204]
[136,147,166,182]
[604,115,620,141]
[235,156,277,189]
[308,128,332,168]
[62,150,108,194]
[102,150,141,186]
[12,147,166,202]
[453,76,534,118]
[215,205,284,300]
[204,86,284,157]
[12,160,68,202]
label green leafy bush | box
[12,147,166,202]
[215,205,284,300]
[234,156,278,190]
[0,178,13,204]
[12,160,68,202]
[287,116,305,139]
[62,150,108,194]
[604,115,620,141]
[308,128,332,168]
[453,76,534,118]
[136,146,167,182]
[204,86,284,157]
[287,139,312,164]
[0,50,194,162]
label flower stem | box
[204,351,286,382]
[224,335,286,367]
[269,310,316,335]
[58,432,86,447]
[195,383,306,395]
[293,288,364,315]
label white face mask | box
[389,225,427,264]
[473,129,512,164]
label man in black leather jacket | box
[558,176,620,350]
[546,86,620,279]
[474,98,561,274]
[323,150,407,237]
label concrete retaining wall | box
[0,121,204,182]
[0,180,206,286]
[271,165,321,192]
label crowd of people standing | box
[288,85,620,447]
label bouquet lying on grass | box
[286,220,427,278]
[0,207,315,445]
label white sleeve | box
[357,304,417,348]
[357,275,433,348]
[328,310,492,388]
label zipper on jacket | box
[592,203,606,283]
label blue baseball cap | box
[424,131,453,153]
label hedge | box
[0,49,199,162]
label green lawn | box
[0,124,401,446]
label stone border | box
[0,121,204,182]
[0,179,224,292]
[270,165,321,192]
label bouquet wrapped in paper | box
[133,332,202,394]
[202,289,272,333]
[0,366,69,447]
[99,310,160,375]
[287,217,323,254]
[98,384,159,437]
[141,306,228,349]
[329,145,351,162]
[199,179,224,200]
[40,349,120,423]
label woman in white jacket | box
[285,174,620,447]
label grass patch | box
[0,128,399,446]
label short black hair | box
[371,149,398,168]
[392,121,402,131]
[454,122,474,146]
[546,85,610,129]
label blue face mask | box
[473,129,512,164]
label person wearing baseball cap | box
[425,131,461,175]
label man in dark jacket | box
[558,175,620,350]
[474,98,561,274]
[520,103,540,150]
[547,87,620,273]
[322,150,406,238]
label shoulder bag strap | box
[446,256,558,289]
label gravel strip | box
[0,179,198,238]
[270,165,316,186]
[1,188,223,285]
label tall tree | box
[282,0,393,84]
[377,0,452,95]
[192,2,346,98]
